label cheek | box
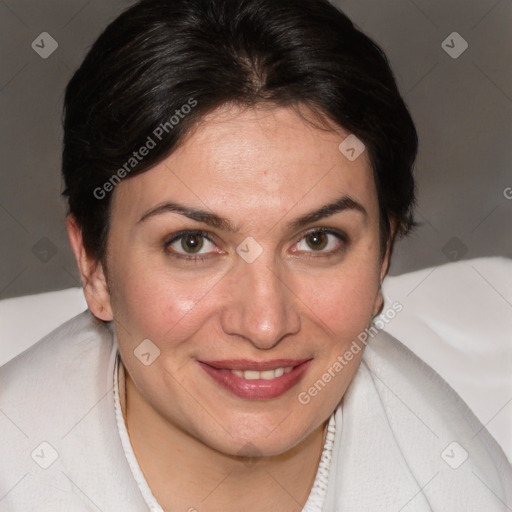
[304,272,377,338]
[109,228,381,347]
[109,259,219,343]
[296,255,381,340]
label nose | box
[220,257,301,350]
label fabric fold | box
[1,310,511,511]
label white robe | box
[1,310,511,511]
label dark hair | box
[61,0,417,265]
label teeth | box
[231,366,294,380]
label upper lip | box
[199,358,312,371]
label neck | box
[121,364,329,512]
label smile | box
[230,366,294,379]
[196,359,312,400]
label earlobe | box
[373,220,396,318]
[379,218,397,283]
[373,282,384,317]
[66,214,113,322]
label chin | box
[200,413,317,459]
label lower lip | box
[197,360,312,400]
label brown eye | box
[294,228,347,256]
[304,231,328,251]
[181,233,204,253]
[164,230,218,260]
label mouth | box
[196,358,313,400]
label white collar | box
[113,350,339,511]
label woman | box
[1,0,510,510]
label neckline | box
[113,351,339,512]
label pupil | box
[307,231,327,251]
[182,234,203,253]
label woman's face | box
[93,105,389,457]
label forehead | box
[111,105,378,227]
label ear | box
[66,214,113,321]
[372,219,396,317]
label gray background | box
[0,0,510,300]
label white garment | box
[1,310,511,511]
[113,350,338,511]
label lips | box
[199,358,311,371]
[196,358,312,400]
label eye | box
[292,228,347,257]
[164,230,219,261]
[164,227,348,263]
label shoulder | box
[355,329,512,505]
[0,310,115,441]
[0,310,115,442]
[0,309,113,392]
[0,311,148,510]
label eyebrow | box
[136,195,367,232]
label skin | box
[67,104,394,512]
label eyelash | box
[163,228,348,263]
